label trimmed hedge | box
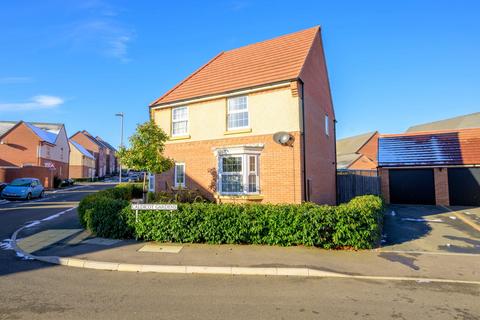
[78,183,142,237]
[129,195,383,249]
[78,185,384,249]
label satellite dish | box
[273,132,295,146]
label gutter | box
[299,79,308,202]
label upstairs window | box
[325,114,329,136]
[172,106,188,136]
[227,96,249,130]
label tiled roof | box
[0,120,61,144]
[337,153,362,170]
[95,136,117,151]
[406,112,480,132]
[70,140,95,159]
[378,128,480,167]
[151,26,320,106]
[24,122,58,144]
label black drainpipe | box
[299,79,307,202]
[334,119,338,205]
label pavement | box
[8,200,480,283]
[1,185,479,319]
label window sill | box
[224,128,252,135]
[215,193,263,200]
[170,135,191,141]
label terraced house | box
[150,26,336,204]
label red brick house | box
[95,136,118,175]
[70,131,107,178]
[0,121,70,187]
[149,26,336,204]
[336,132,379,171]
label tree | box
[116,120,173,202]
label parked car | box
[1,178,44,200]
[0,182,7,194]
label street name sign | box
[131,204,178,211]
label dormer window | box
[227,96,249,130]
[172,106,188,136]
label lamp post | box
[115,112,124,183]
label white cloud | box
[0,95,64,112]
[0,77,33,84]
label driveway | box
[381,204,480,255]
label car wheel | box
[26,193,32,201]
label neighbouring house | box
[69,140,96,179]
[406,112,480,132]
[378,128,480,206]
[336,131,379,171]
[0,121,70,188]
[149,26,336,204]
[95,136,118,175]
[70,130,107,178]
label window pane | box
[248,174,257,193]
[228,96,247,112]
[249,156,256,173]
[221,175,243,193]
[172,107,187,121]
[172,120,187,135]
[175,164,184,185]
[227,111,248,129]
[222,157,242,173]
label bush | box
[78,183,143,231]
[147,189,209,204]
[78,186,384,248]
[130,195,383,249]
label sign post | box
[131,203,178,222]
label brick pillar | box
[434,167,449,206]
[379,168,390,204]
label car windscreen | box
[9,179,32,187]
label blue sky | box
[1,0,479,146]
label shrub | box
[78,183,143,231]
[147,189,209,204]
[129,195,384,249]
[78,186,384,249]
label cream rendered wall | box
[69,142,96,168]
[39,127,70,163]
[153,85,301,143]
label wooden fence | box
[337,170,381,204]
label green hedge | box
[78,183,142,234]
[78,186,384,249]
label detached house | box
[0,121,70,187]
[70,130,107,178]
[149,27,336,204]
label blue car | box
[1,178,45,200]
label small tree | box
[116,120,173,202]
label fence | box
[337,169,381,203]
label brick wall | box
[40,158,69,180]
[357,132,379,166]
[0,122,40,167]
[349,155,377,170]
[0,166,54,188]
[155,132,303,204]
[298,30,336,205]
[434,168,449,206]
[378,168,390,203]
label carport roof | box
[378,128,480,167]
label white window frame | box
[148,173,155,192]
[217,153,260,195]
[227,96,249,131]
[174,162,185,188]
[325,114,329,136]
[171,106,189,137]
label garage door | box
[389,169,436,205]
[448,168,480,206]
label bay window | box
[218,153,259,195]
